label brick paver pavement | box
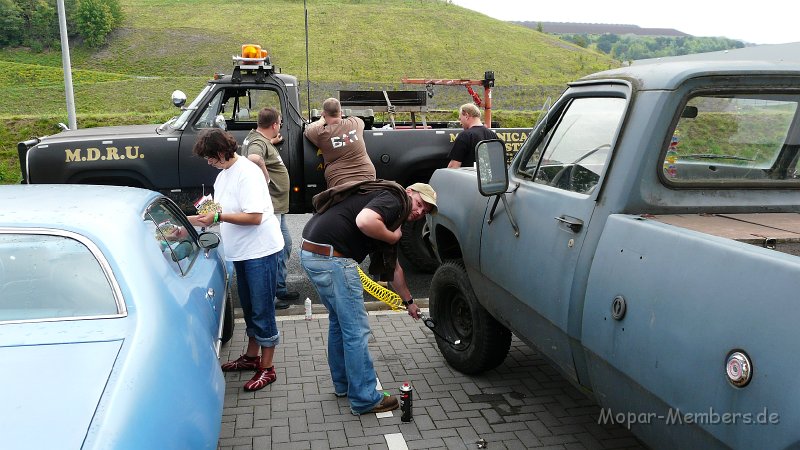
[218,310,646,450]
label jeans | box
[300,249,383,414]
[234,253,280,347]
[275,214,292,297]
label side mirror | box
[198,231,221,249]
[214,114,227,131]
[476,139,509,196]
[171,90,187,108]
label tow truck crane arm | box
[402,70,495,125]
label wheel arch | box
[432,222,463,262]
[68,170,155,189]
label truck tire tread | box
[399,220,439,273]
[430,260,511,374]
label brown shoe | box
[368,395,399,414]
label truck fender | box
[66,170,154,189]
[17,138,40,183]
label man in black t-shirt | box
[447,103,499,168]
[300,181,437,416]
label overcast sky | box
[450,0,798,45]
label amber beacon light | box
[241,44,268,60]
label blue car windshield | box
[0,233,119,322]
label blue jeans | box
[234,253,280,347]
[275,214,292,297]
[300,249,383,414]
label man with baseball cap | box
[407,182,438,215]
[299,180,435,416]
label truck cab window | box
[526,97,625,194]
[221,88,282,131]
[662,93,800,186]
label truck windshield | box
[169,86,212,130]
[662,92,800,186]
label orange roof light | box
[241,44,268,60]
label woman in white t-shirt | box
[188,129,284,392]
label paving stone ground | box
[218,310,646,450]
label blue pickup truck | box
[427,42,800,449]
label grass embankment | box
[0,0,618,183]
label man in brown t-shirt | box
[303,98,376,187]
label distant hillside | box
[511,21,745,61]
[0,0,619,118]
[515,22,690,37]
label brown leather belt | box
[301,240,345,258]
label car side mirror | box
[214,114,227,131]
[198,232,220,249]
[476,139,509,197]
[171,90,187,108]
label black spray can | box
[400,382,413,422]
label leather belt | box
[302,240,345,258]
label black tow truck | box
[17,44,530,271]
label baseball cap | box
[407,183,437,214]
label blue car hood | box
[0,340,122,449]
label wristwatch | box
[402,297,414,306]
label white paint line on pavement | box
[384,433,409,450]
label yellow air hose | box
[357,266,461,346]
[357,266,404,311]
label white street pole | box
[56,0,77,130]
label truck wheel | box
[430,260,511,374]
[221,291,235,345]
[399,220,439,273]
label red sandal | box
[244,366,277,391]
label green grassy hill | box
[0,0,619,182]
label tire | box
[221,290,235,345]
[429,260,512,374]
[399,219,439,273]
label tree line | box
[559,33,745,61]
[0,0,123,50]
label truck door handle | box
[555,216,583,233]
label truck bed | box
[648,213,800,256]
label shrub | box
[0,0,24,47]
[27,0,58,49]
[75,0,114,47]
